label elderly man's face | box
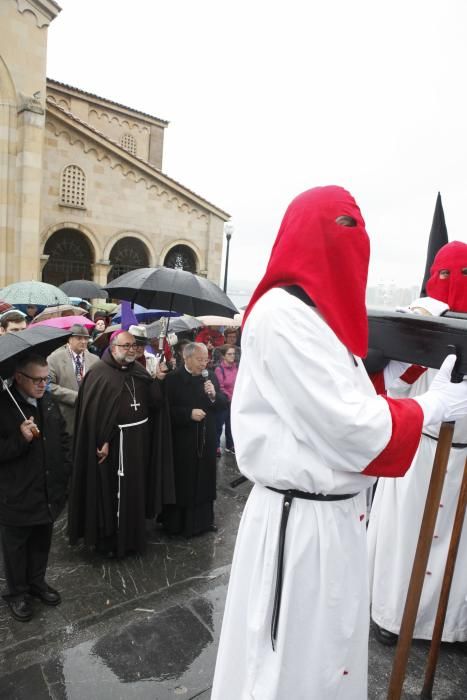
[111,332,137,365]
[69,335,88,354]
[185,347,208,376]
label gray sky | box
[47,0,467,291]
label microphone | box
[201,369,212,397]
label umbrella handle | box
[1,378,41,438]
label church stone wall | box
[41,118,222,285]
[0,0,59,287]
[46,87,165,169]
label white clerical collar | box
[184,365,193,375]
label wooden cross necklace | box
[124,376,140,411]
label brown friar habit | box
[69,350,174,557]
[163,366,227,536]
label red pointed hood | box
[243,186,370,357]
[426,241,467,312]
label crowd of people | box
[0,303,240,622]
[1,194,467,698]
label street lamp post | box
[223,223,233,293]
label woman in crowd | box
[214,344,238,456]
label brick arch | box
[41,222,101,259]
[106,234,154,283]
[103,231,156,266]
[41,226,97,287]
[160,240,201,272]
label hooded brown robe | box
[69,350,174,557]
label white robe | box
[212,288,401,700]
[368,369,467,642]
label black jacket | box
[0,388,72,526]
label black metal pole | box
[223,231,232,293]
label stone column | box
[93,260,112,286]
[15,96,45,281]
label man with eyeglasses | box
[69,330,173,558]
[0,354,71,622]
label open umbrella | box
[0,326,71,378]
[104,267,238,318]
[32,315,95,330]
[0,326,71,435]
[32,304,88,323]
[60,280,108,299]
[93,302,119,316]
[146,315,203,339]
[0,300,14,316]
[0,281,69,307]
[196,315,240,327]
[112,303,181,324]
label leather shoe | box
[374,624,398,646]
[29,585,61,606]
[6,597,33,622]
[207,524,218,533]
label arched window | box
[60,164,86,208]
[108,237,149,282]
[121,133,137,156]
[42,229,94,286]
[164,245,197,273]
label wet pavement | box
[0,453,466,699]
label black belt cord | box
[422,432,467,449]
[267,486,358,651]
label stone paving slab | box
[0,453,466,699]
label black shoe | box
[374,624,398,646]
[6,597,33,622]
[29,585,61,606]
[207,524,218,533]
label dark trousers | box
[0,522,53,600]
[216,404,234,449]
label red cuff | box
[362,397,423,477]
[369,371,386,395]
[400,364,427,385]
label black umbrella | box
[0,326,71,378]
[0,326,71,433]
[104,267,238,318]
[60,280,108,299]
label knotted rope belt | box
[266,486,359,650]
[116,418,149,524]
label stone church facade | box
[0,0,229,290]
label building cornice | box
[47,79,168,129]
[46,100,230,221]
[16,0,61,27]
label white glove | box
[414,354,467,426]
[396,296,449,317]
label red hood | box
[244,186,370,357]
[426,241,467,312]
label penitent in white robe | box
[211,288,422,700]
[368,369,467,642]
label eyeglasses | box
[18,372,48,385]
[114,343,138,350]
